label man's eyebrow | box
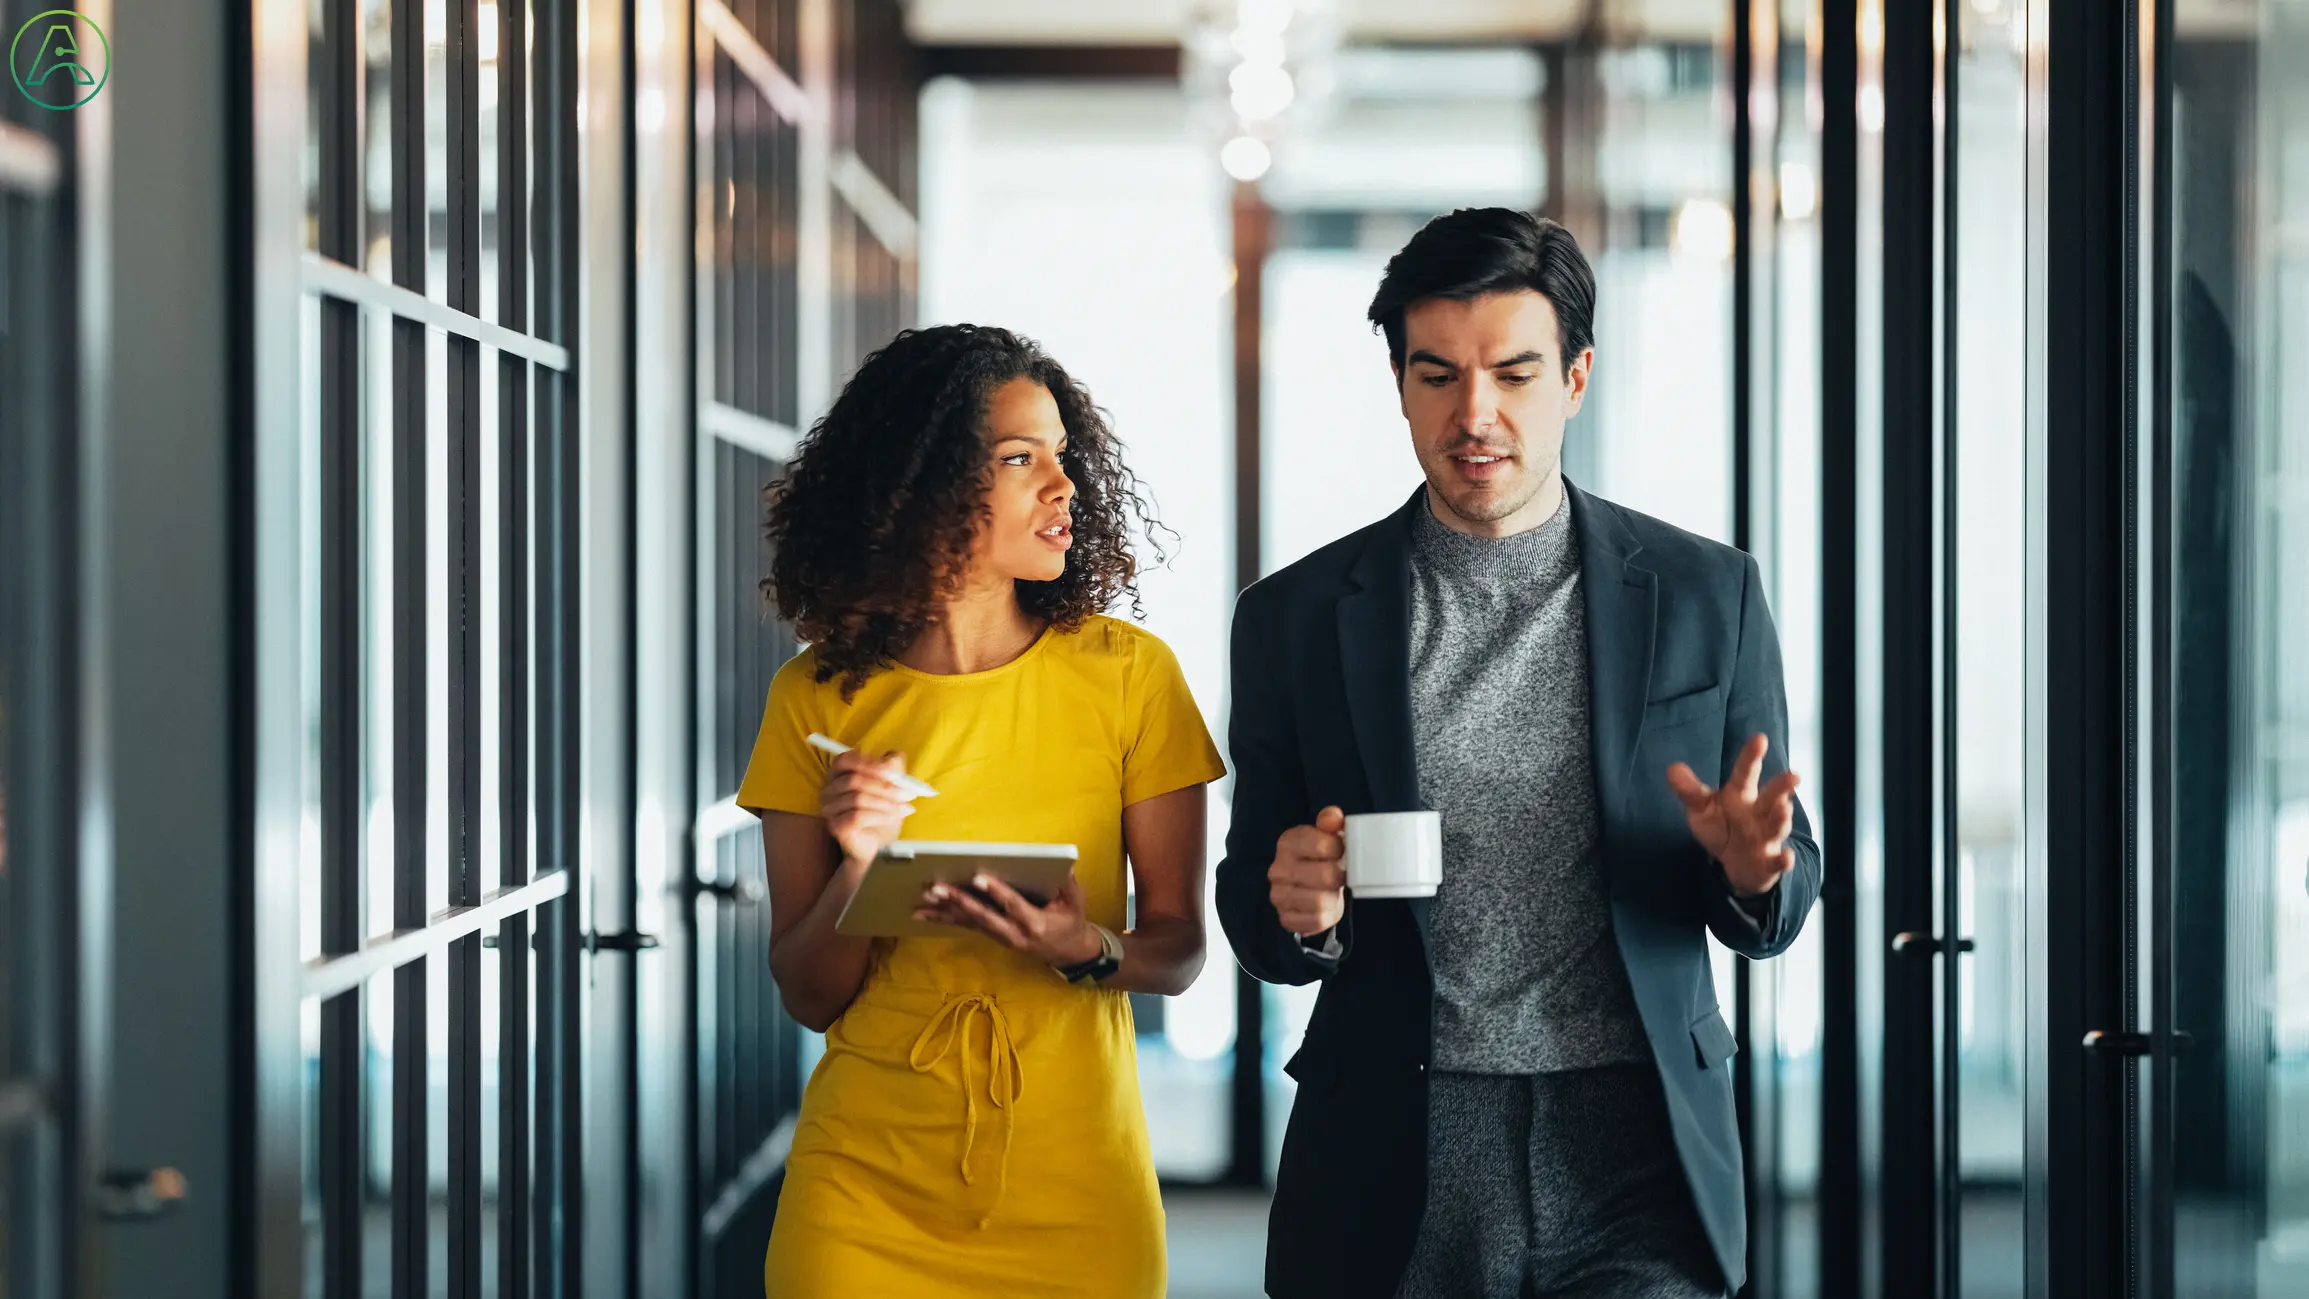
[1405,349,1548,370]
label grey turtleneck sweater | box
[1408,495,1652,1074]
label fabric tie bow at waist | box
[909,992,1025,1228]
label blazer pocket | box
[1690,1007,1738,1069]
[1644,682,1727,729]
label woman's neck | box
[896,574,1046,676]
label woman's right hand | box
[819,748,917,867]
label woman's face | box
[972,376,1075,585]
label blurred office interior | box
[1,0,2305,1295]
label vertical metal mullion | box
[1881,0,1942,1280]
[1227,183,1272,1189]
[318,0,367,1294]
[2116,4,2148,1294]
[497,0,535,1289]
[714,48,734,412]
[390,0,431,1289]
[498,914,531,1299]
[524,0,568,1277]
[1938,4,1966,1293]
[541,0,586,1285]
[1727,0,1759,1277]
[2141,0,2177,1293]
[446,0,486,1291]
[738,53,761,417]
[1817,0,1864,1291]
[2040,2,2141,1290]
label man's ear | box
[1563,347,1595,416]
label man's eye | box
[1421,374,1451,388]
[1500,373,1533,387]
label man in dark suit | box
[1217,208,1821,1299]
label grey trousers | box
[1394,1063,1726,1299]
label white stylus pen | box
[804,733,940,799]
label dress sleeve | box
[1120,631,1228,806]
[734,653,828,817]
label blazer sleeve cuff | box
[1713,861,1780,939]
[1292,905,1354,968]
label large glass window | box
[1747,0,1828,1290]
[1949,2,2030,1294]
[2166,1,2309,1291]
[286,0,583,1292]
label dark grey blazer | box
[1216,481,1822,1298]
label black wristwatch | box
[1055,923,1123,984]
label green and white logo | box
[11,10,109,111]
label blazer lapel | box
[1337,491,1423,812]
[1337,491,1432,944]
[1569,481,1657,835]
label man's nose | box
[1457,377,1498,435]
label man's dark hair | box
[1365,208,1596,377]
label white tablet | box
[833,840,1080,939]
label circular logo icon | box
[11,10,109,111]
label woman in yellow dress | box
[738,324,1226,1297]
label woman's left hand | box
[914,871,1103,968]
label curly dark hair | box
[762,324,1169,699]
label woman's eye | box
[1000,452,1032,467]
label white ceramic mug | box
[1341,811,1444,899]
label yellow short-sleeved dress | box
[738,614,1226,1298]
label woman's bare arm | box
[758,812,874,1031]
[1105,784,1209,996]
[759,749,918,1031]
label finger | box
[827,794,915,823]
[1280,823,1345,862]
[830,787,913,815]
[924,885,1028,947]
[1273,859,1348,893]
[1664,763,1714,813]
[1746,786,1793,827]
[1759,769,1801,804]
[829,771,915,805]
[1730,734,1769,798]
[1314,805,1346,834]
[969,874,1041,925]
[1275,902,1337,937]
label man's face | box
[1396,290,1591,536]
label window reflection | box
[2169,1,2309,1292]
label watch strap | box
[1057,923,1122,983]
